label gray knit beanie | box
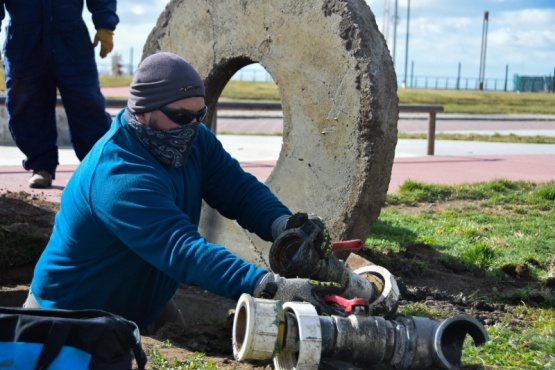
[128,52,205,113]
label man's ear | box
[135,113,146,124]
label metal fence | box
[400,74,555,92]
[402,75,509,91]
[97,61,554,93]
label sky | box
[367,0,555,83]
[1,0,554,86]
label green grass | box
[219,81,555,115]
[399,132,555,144]
[396,302,442,319]
[0,73,132,93]
[147,340,217,370]
[463,307,555,368]
[398,88,555,115]
[220,80,281,101]
[0,72,131,92]
[367,179,555,367]
[377,180,555,275]
[99,74,133,88]
[1,70,554,114]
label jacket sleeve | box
[86,0,119,31]
[89,152,267,299]
[198,126,292,241]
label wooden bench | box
[399,104,445,155]
[0,98,444,155]
[213,102,445,156]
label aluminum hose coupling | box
[233,294,489,370]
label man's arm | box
[87,0,118,58]
[198,125,292,241]
[86,0,119,31]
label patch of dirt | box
[0,191,58,284]
[1,191,552,369]
[139,321,271,370]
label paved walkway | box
[2,132,554,202]
[1,88,554,202]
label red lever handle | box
[332,239,363,252]
[323,295,367,313]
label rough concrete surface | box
[143,0,398,268]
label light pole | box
[392,0,399,66]
[402,0,411,88]
[383,0,390,43]
[478,11,489,91]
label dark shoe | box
[29,171,53,189]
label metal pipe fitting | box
[233,294,489,370]
[354,264,400,317]
[322,313,489,369]
[269,227,400,316]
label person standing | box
[0,0,119,188]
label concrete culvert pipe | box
[143,0,399,268]
[232,294,490,370]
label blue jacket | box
[1,0,118,77]
[0,0,118,30]
[31,110,290,327]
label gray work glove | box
[269,212,333,279]
[253,273,342,315]
[272,212,332,257]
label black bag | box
[0,306,147,370]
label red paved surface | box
[101,86,129,98]
[389,154,555,193]
[0,162,276,203]
[0,165,77,203]
[2,154,554,203]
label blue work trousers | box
[4,20,111,177]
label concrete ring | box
[143,0,398,267]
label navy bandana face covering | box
[125,109,199,167]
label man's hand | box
[253,273,342,315]
[93,29,114,58]
[270,212,333,278]
[284,212,332,257]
